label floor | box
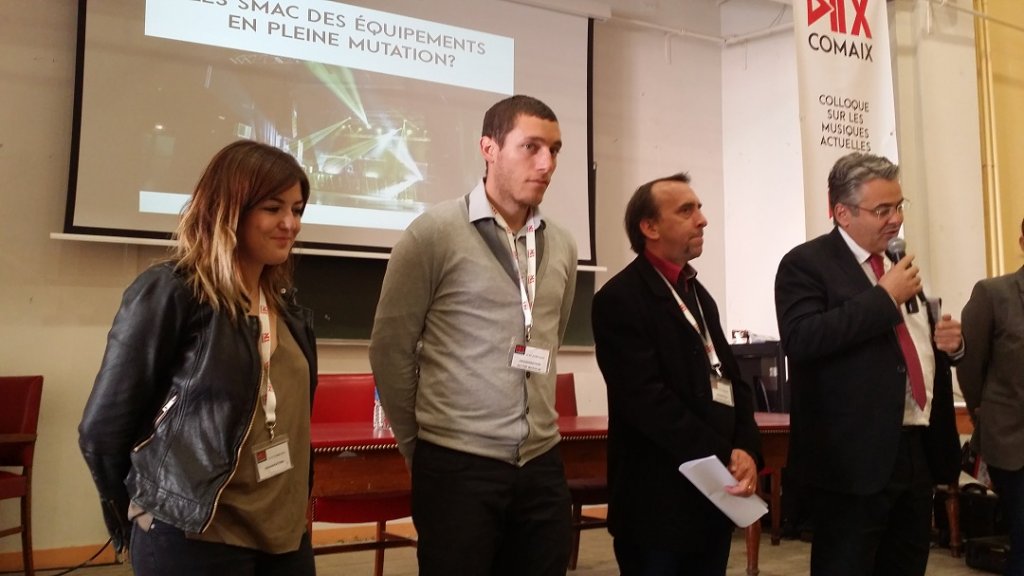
[32,529,988,576]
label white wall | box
[721,0,804,339]
[1,2,116,550]
[888,0,986,323]
[592,12,726,298]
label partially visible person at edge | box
[958,216,1024,576]
[775,152,963,576]
[79,140,318,576]
[369,94,578,576]
[592,173,762,576]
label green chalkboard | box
[293,255,594,347]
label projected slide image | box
[130,0,506,232]
[137,0,513,228]
[134,50,486,229]
[70,0,592,257]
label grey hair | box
[827,153,900,214]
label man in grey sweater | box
[369,94,578,576]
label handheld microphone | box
[884,237,919,314]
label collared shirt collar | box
[837,226,877,265]
[467,179,545,229]
[644,249,697,289]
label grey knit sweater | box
[369,182,578,465]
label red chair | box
[0,375,43,576]
[556,373,608,571]
[311,374,415,576]
[312,373,377,424]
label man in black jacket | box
[593,173,761,575]
[775,152,963,576]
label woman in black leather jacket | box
[79,140,318,576]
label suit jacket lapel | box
[826,228,874,293]
[634,256,704,341]
[825,228,903,351]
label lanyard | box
[493,209,539,342]
[655,271,724,377]
[257,289,278,439]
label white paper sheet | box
[678,455,768,528]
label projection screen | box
[67,0,594,260]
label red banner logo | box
[807,0,872,39]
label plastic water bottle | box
[373,388,388,431]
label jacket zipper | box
[200,320,263,533]
[154,395,178,427]
[132,394,179,453]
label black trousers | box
[612,525,732,576]
[411,440,572,576]
[988,464,1024,576]
[810,428,933,576]
[129,521,315,576]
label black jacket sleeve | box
[78,265,194,551]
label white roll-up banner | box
[793,0,899,238]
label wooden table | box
[311,416,609,498]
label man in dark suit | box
[775,152,963,576]
[957,216,1024,575]
[593,173,762,575]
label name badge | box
[253,435,292,482]
[509,343,551,374]
[711,375,735,407]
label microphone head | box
[885,237,907,263]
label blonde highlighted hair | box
[172,140,310,319]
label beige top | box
[193,315,311,552]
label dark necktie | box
[868,254,927,410]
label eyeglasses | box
[843,199,909,220]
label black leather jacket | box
[78,263,317,552]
